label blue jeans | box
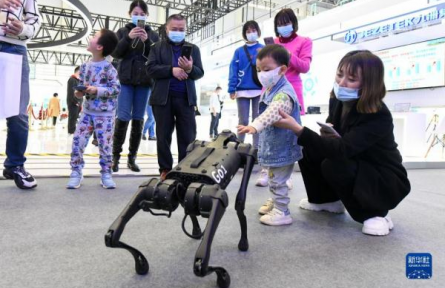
[236,96,260,149]
[1,42,30,168]
[116,84,150,121]
[143,91,155,137]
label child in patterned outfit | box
[67,29,120,189]
[238,44,302,226]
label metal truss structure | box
[30,5,161,48]
[128,0,253,34]
[27,49,91,66]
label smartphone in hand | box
[73,85,87,91]
[137,19,145,28]
[317,122,341,137]
[181,45,193,59]
[264,37,274,45]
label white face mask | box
[246,32,259,42]
[258,66,283,88]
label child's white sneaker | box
[260,208,293,226]
[255,168,268,187]
[67,171,83,189]
[258,198,274,215]
[101,172,116,189]
[362,216,394,236]
[299,198,345,213]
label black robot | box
[105,130,256,288]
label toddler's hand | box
[237,125,256,135]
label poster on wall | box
[375,38,445,91]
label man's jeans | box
[0,42,30,168]
[117,84,150,121]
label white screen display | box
[375,38,445,91]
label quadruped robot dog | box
[105,130,256,288]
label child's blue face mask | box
[333,82,360,102]
[131,15,146,26]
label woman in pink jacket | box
[274,8,312,115]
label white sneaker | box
[286,177,293,190]
[260,208,293,226]
[255,168,268,187]
[67,171,83,189]
[258,198,274,215]
[299,198,345,213]
[362,216,394,236]
[101,172,116,189]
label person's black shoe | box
[3,166,37,189]
[127,156,140,172]
[142,135,147,140]
[148,136,156,141]
[92,139,98,146]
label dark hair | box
[335,50,386,114]
[242,20,261,41]
[216,86,222,90]
[166,14,186,25]
[129,0,148,14]
[274,8,298,37]
[257,44,290,67]
[74,66,80,73]
[98,28,119,57]
[53,93,58,97]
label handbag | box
[243,45,262,87]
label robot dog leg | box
[105,130,256,287]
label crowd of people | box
[1,0,411,236]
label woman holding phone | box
[111,0,159,172]
[274,50,411,236]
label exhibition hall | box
[0,0,444,287]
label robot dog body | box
[105,130,256,288]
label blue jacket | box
[258,76,303,167]
[228,43,264,93]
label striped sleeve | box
[18,0,41,39]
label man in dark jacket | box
[67,66,80,134]
[146,14,204,180]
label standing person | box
[273,8,312,115]
[1,0,41,189]
[142,102,156,140]
[111,0,159,172]
[146,14,204,180]
[274,50,411,235]
[255,8,313,188]
[237,45,302,226]
[67,66,81,134]
[228,20,263,150]
[48,93,61,128]
[228,20,267,187]
[66,29,120,189]
[209,86,222,139]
